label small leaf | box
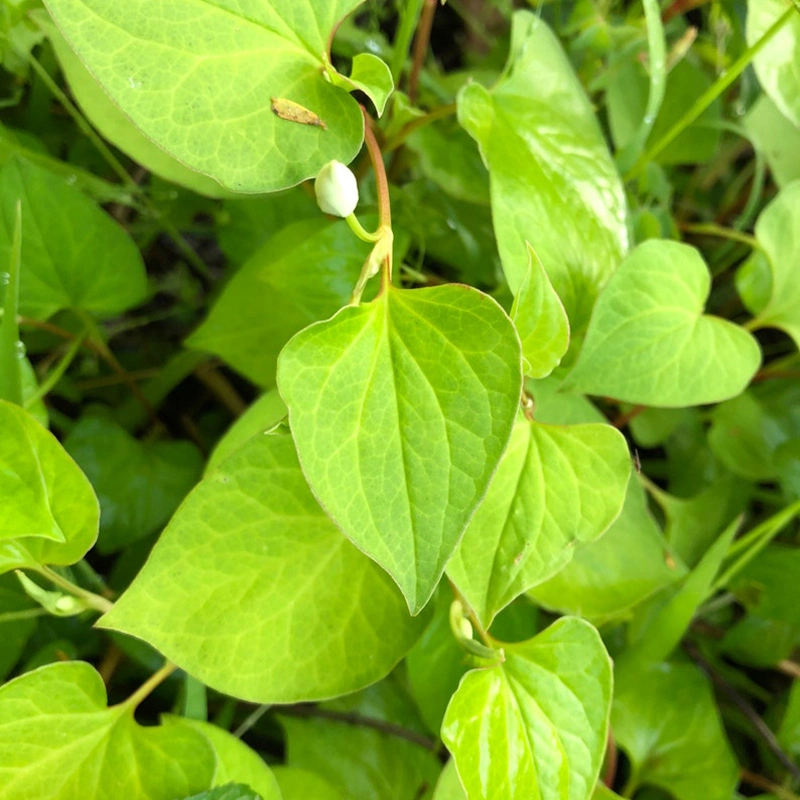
[164,717,280,800]
[746,181,800,349]
[562,239,761,407]
[441,617,612,800]
[100,432,428,704]
[0,157,146,320]
[43,0,366,192]
[613,661,738,800]
[748,0,800,127]
[278,283,522,614]
[329,54,394,117]
[0,661,215,799]
[447,416,630,628]
[511,244,570,378]
[0,400,98,571]
[458,11,628,331]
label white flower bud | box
[315,160,359,217]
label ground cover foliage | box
[0,0,800,798]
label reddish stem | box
[409,0,436,105]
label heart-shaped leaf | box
[458,11,628,330]
[100,432,428,703]
[278,283,522,614]
[613,662,738,800]
[0,661,215,800]
[43,0,366,192]
[748,0,800,127]
[329,54,393,117]
[562,239,761,407]
[441,617,612,800]
[447,416,630,628]
[0,157,146,320]
[745,181,800,349]
[0,401,98,571]
[511,244,570,378]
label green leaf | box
[100,432,428,703]
[64,414,203,554]
[562,239,761,407]
[749,0,800,127]
[747,181,800,349]
[206,390,287,474]
[613,661,738,800]
[405,590,469,735]
[722,544,800,667]
[511,244,570,379]
[0,661,215,799]
[43,0,366,193]
[0,400,98,567]
[183,785,261,800]
[647,474,750,567]
[281,680,441,800]
[188,219,371,388]
[163,717,280,800]
[432,760,466,800]
[778,680,800,761]
[39,13,235,199]
[620,516,738,673]
[0,157,146,320]
[458,11,628,330]
[405,121,490,206]
[0,574,39,680]
[0,198,22,406]
[745,95,800,189]
[272,767,346,800]
[529,477,684,625]
[441,617,612,800]
[447,416,630,628]
[329,53,393,117]
[278,283,522,614]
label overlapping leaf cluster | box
[1,1,800,799]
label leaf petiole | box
[346,213,382,243]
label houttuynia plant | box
[1,0,800,798]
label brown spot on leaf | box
[271,97,327,129]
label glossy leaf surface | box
[563,240,761,406]
[278,283,522,614]
[441,617,611,800]
[0,157,146,320]
[448,416,630,628]
[43,0,366,192]
[101,432,427,703]
[458,11,628,329]
[0,661,215,799]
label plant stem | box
[409,0,437,105]
[233,704,270,738]
[603,729,618,788]
[626,7,795,180]
[276,704,438,751]
[740,769,800,800]
[681,223,761,251]
[346,213,382,243]
[0,608,48,624]
[33,566,114,614]
[25,330,87,408]
[778,660,800,680]
[120,662,177,710]
[0,201,23,405]
[383,103,457,153]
